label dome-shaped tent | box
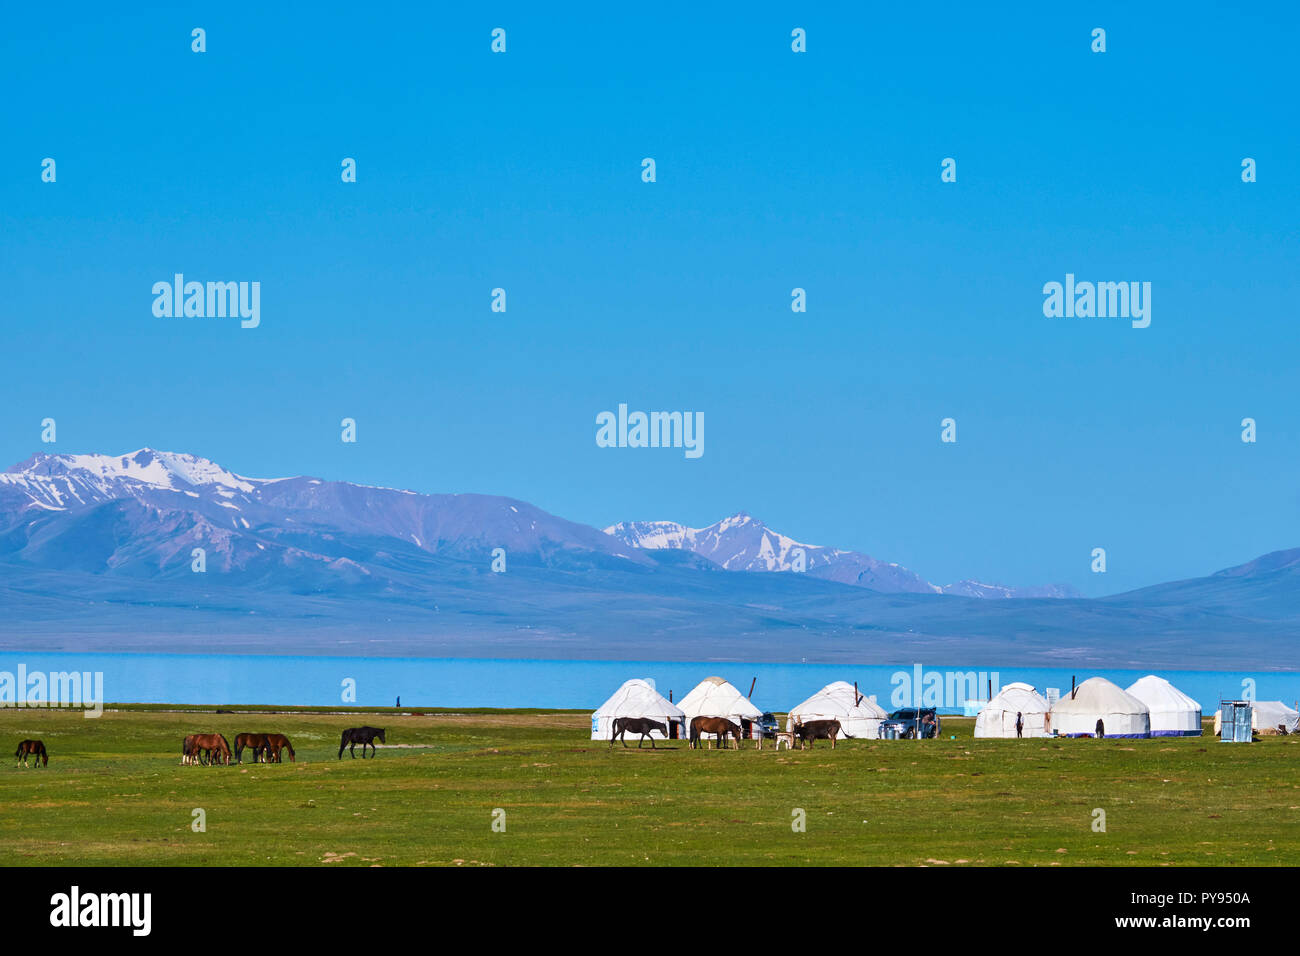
[678,676,764,740]
[974,682,1050,738]
[1050,677,1151,738]
[1125,675,1202,736]
[787,681,886,740]
[591,679,685,741]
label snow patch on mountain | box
[940,579,1081,599]
[5,449,263,492]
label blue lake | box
[0,652,1295,714]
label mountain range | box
[0,449,1296,669]
[606,515,1080,598]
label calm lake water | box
[0,652,1295,713]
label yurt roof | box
[790,682,888,719]
[1249,700,1298,725]
[983,683,1049,712]
[1125,675,1201,712]
[678,677,762,718]
[1050,677,1149,715]
[593,679,684,718]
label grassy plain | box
[1,707,1296,866]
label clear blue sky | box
[2,3,1297,596]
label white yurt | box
[591,679,686,741]
[677,676,763,740]
[973,682,1051,738]
[786,681,886,740]
[1049,677,1151,738]
[1213,700,1299,736]
[1247,700,1298,735]
[1125,675,1202,736]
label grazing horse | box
[233,733,269,764]
[263,733,295,763]
[609,717,668,749]
[188,733,232,766]
[15,739,47,767]
[689,716,744,750]
[792,719,849,749]
[338,727,385,759]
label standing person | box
[1015,711,1024,738]
[1095,718,1105,739]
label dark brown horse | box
[689,716,743,750]
[233,733,269,764]
[188,733,232,765]
[609,717,668,748]
[15,739,47,767]
[263,733,295,763]
[792,719,849,749]
[338,727,385,759]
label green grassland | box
[1,706,1297,866]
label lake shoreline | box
[0,650,1293,715]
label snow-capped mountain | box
[605,513,937,592]
[606,513,844,572]
[606,512,1080,598]
[0,448,649,581]
[941,580,1081,599]
[1,449,263,511]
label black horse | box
[338,726,386,759]
[609,717,668,749]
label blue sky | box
[2,3,1297,596]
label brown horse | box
[263,733,295,763]
[689,716,744,750]
[188,733,232,766]
[233,733,269,764]
[609,717,668,748]
[181,734,217,765]
[792,719,848,749]
[15,740,47,767]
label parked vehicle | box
[882,708,942,739]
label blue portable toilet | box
[1219,700,1253,743]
